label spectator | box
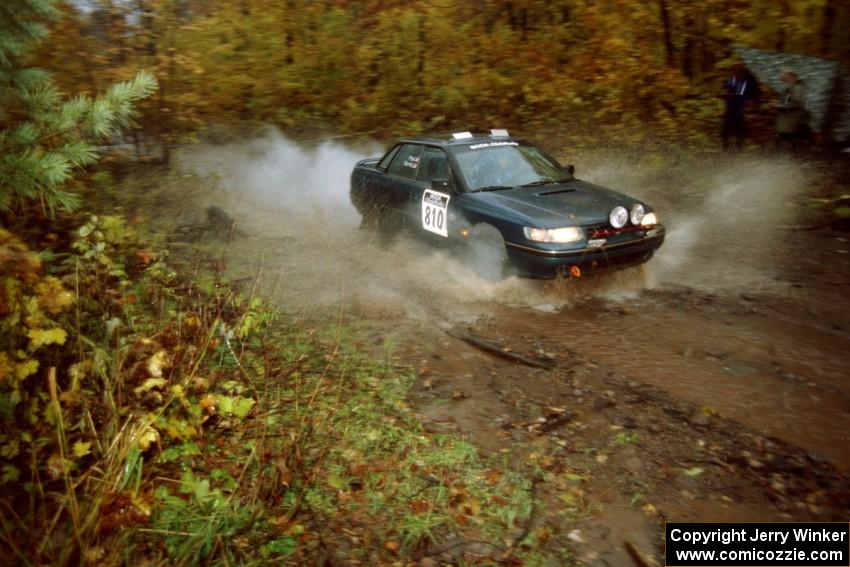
[775,70,809,153]
[721,64,760,150]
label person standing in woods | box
[775,69,809,153]
[721,64,760,150]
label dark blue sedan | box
[350,130,665,278]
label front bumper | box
[504,226,666,278]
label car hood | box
[469,180,637,227]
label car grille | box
[586,223,646,238]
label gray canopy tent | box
[735,46,850,143]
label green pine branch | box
[0,0,158,215]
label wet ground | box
[178,135,850,565]
[344,226,850,565]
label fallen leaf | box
[99,492,151,534]
[409,500,430,514]
[275,458,292,487]
[134,377,167,395]
[46,453,65,480]
[146,350,169,378]
[136,425,160,451]
[682,466,704,477]
[136,249,155,265]
[192,376,210,392]
[544,406,567,417]
[384,541,399,553]
[485,469,502,485]
[199,393,217,413]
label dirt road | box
[181,134,850,564]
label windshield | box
[453,142,566,191]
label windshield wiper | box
[473,185,514,192]
[521,178,572,187]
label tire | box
[466,224,508,280]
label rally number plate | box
[422,190,450,238]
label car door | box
[351,144,400,220]
[384,143,425,227]
[411,146,457,246]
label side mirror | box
[564,164,575,176]
[431,178,451,191]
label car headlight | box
[524,226,584,243]
[609,206,628,228]
[640,212,658,226]
[630,203,645,225]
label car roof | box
[397,130,525,148]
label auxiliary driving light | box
[609,206,628,228]
[630,203,645,226]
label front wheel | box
[465,224,508,280]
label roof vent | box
[452,131,474,140]
[490,128,509,137]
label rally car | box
[349,130,665,278]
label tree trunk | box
[659,0,674,67]
[682,16,694,79]
[820,0,838,56]
[417,14,425,89]
[775,0,789,52]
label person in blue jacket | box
[721,64,760,150]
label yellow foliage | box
[136,423,161,451]
[134,378,167,396]
[73,441,92,458]
[146,350,169,378]
[165,418,197,440]
[15,359,39,381]
[35,277,75,315]
[27,327,68,349]
[68,359,92,391]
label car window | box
[417,147,451,186]
[377,144,400,170]
[387,144,424,180]
[454,143,564,190]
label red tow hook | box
[569,265,582,278]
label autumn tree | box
[33,0,850,141]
